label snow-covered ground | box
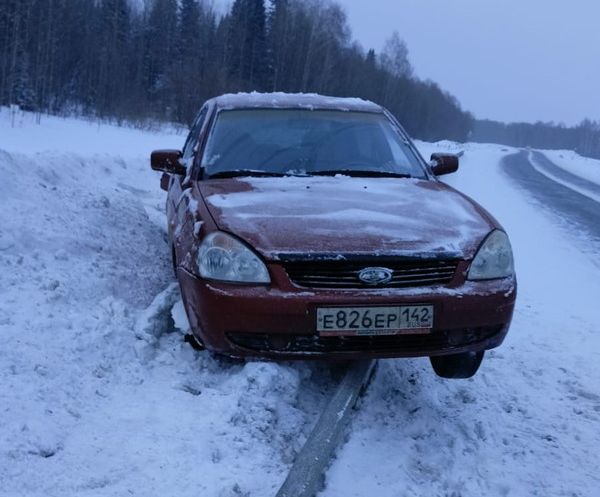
[322,142,600,497]
[1,111,599,497]
[542,148,600,187]
[0,107,185,156]
[0,110,333,496]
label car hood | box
[198,176,494,260]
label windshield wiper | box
[207,169,287,179]
[311,169,413,179]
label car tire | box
[430,351,484,379]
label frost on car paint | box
[204,175,488,258]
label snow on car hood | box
[199,176,494,260]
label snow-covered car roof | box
[209,92,383,113]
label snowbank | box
[0,112,331,496]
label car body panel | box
[198,176,495,260]
[158,92,517,360]
[177,266,515,359]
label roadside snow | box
[322,141,600,497]
[543,148,600,187]
[421,138,600,189]
[0,107,183,156]
[0,111,332,496]
[528,151,600,204]
[2,110,599,497]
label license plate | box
[316,305,433,336]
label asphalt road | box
[502,150,600,244]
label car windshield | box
[202,109,427,178]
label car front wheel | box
[430,351,484,379]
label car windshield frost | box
[202,109,427,178]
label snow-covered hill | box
[1,110,599,497]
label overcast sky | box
[339,0,600,125]
[216,0,599,125]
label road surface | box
[502,150,600,244]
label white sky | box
[340,0,600,125]
[215,0,599,125]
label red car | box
[152,93,516,378]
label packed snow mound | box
[0,129,331,495]
[0,150,171,305]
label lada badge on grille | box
[357,267,393,285]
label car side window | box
[182,107,208,167]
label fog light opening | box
[447,330,467,346]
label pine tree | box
[172,0,202,122]
[267,0,289,91]
[97,0,131,116]
[0,0,499,146]
[227,0,268,89]
[145,0,178,111]
[11,56,36,110]
[178,0,200,61]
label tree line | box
[471,119,600,160]
[1,0,599,158]
[0,0,471,141]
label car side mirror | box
[430,153,459,176]
[151,149,185,175]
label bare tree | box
[379,31,413,79]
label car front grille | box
[282,259,459,289]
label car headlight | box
[467,230,514,280]
[197,232,270,283]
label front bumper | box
[177,264,516,360]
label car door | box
[171,105,211,265]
